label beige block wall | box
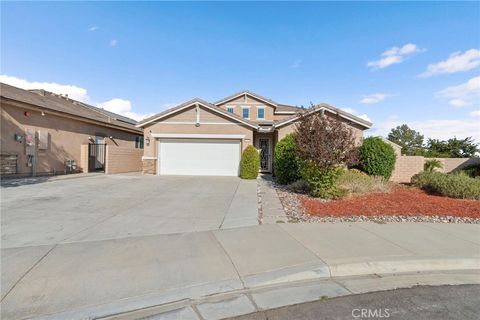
[390,156,480,183]
[443,158,480,172]
[390,156,425,183]
[1,102,141,175]
[105,146,143,174]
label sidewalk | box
[1,222,479,319]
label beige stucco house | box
[137,91,372,176]
[1,83,143,177]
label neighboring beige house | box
[0,83,143,177]
[137,91,372,176]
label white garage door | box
[159,139,241,176]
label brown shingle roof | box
[0,83,141,133]
[276,104,302,112]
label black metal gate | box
[88,143,106,172]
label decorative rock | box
[272,180,480,225]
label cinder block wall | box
[390,156,425,183]
[390,156,480,183]
[105,146,143,174]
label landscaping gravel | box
[274,182,480,224]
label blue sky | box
[1,1,479,140]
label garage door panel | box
[159,139,240,176]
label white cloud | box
[88,26,99,32]
[109,39,118,47]
[291,59,302,68]
[340,107,371,122]
[470,110,480,118]
[368,117,480,142]
[360,93,389,104]
[419,49,480,77]
[0,74,90,102]
[0,74,150,121]
[97,98,151,121]
[367,43,424,69]
[436,76,480,108]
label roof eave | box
[136,99,259,130]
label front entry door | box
[258,137,272,172]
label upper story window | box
[257,106,265,120]
[227,106,234,113]
[135,136,144,149]
[242,107,250,119]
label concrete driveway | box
[1,174,258,248]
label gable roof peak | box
[136,97,259,129]
[214,90,278,107]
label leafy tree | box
[387,124,424,155]
[359,137,396,179]
[426,137,479,158]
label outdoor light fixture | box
[145,137,150,145]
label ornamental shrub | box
[300,162,346,199]
[240,145,260,179]
[411,171,480,200]
[424,159,443,173]
[359,137,396,179]
[460,164,480,178]
[337,169,391,195]
[274,134,300,184]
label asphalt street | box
[230,285,480,320]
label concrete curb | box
[30,258,480,320]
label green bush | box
[360,137,396,179]
[300,162,345,199]
[411,171,480,200]
[274,134,301,184]
[337,169,391,195]
[240,145,260,179]
[460,164,480,178]
[424,159,443,172]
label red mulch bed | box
[301,185,480,218]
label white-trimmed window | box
[242,106,250,119]
[257,106,265,120]
[227,106,235,113]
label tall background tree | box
[387,124,424,155]
[426,137,479,158]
